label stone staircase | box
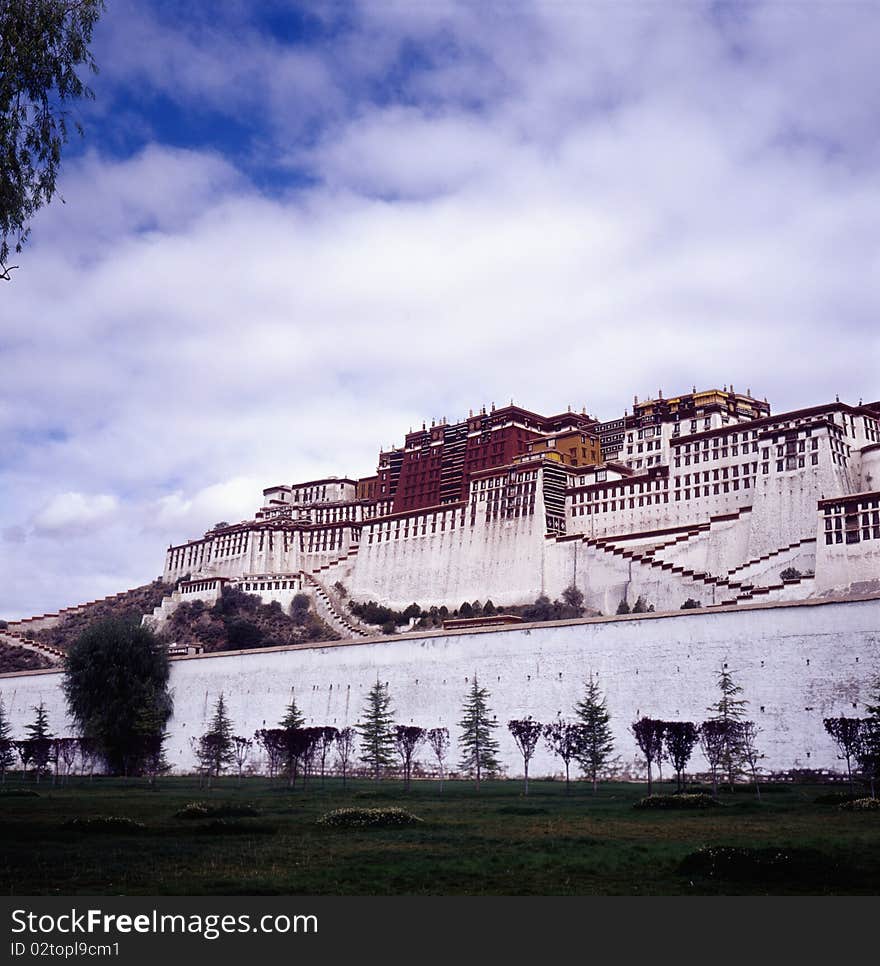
[301,572,371,639]
[0,627,65,664]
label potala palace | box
[159,387,880,625]
[4,386,880,778]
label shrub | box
[814,791,861,805]
[63,816,146,833]
[175,801,260,819]
[633,793,720,810]
[616,599,630,615]
[680,598,701,610]
[839,797,880,812]
[317,807,423,828]
[780,567,802,581]
[225,619,264,649]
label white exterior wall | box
[5,597,878,779]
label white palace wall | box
[3,596,879,780]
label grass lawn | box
[1,776,877,895]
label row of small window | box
[824,510,880,544]
[572,480,668,502]
[678,432,759,454]
[676,464,755,484]
[627,439,662,454]
[367,514,465,541]
[675,481,751,500]
[482,504,536,521]
[864,418,880,443]
[577,493,670,514]
[241,580,299,592]
[674,443,759,466]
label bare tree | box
[231,736,252,784]
[54,737,80,785]
[699,719,730,799]
[543,721,586,794]
[254,728,286,778]
[426,727,449,793]
[631,718,665,796]
[394,726,425,792]
[663,722,700,792]
[507,718,543,796]
[823,717,862,796]
[739,721,763,800]
[335,727,356,788]
[316,727,339,787]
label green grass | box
[0,776,877,895]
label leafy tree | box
[616,599,630,615]
[631,717,665,796]
[254,728,286,778]
[483,600,497,617]
[543,720,586,793]
[507,718,543,795]
[22,701,52,781]
[632,596,649,614]
[357,680,396,781]
[394,725,425,791]
[574,674,614,793]
[458,601,474,619]
[663,721,700,792]
[824,717,862,795]
[707,666,749,789]
[0,694,16,782]
[62,619,172,775]
[335,726,356,788]
[0,0,105,278]
[426,727,449,793]
[457,675,500,790]
[226,619,264,650]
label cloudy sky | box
[2,1,879,619]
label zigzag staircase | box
[302,571,371,639]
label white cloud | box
[32,493,119,535]
[1,2,879,619]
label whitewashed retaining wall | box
[2,597,879,780]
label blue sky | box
[1,1,879,619]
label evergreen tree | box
[357,680,396,780]
[280,692,305,730]
[0,694,17,782]
[574,674,614,793]
[457,675,500,789]
[195,693,236,781]
[707,666,748,789]
[24,702,53,783]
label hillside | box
[33,581,174,653]
[157,586,340,652]
[0,640,54,674]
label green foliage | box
[573,674,614,790]
[357,681,396,780]
[23,701,53,779]
[458,676,500,787]
[780,567,802,581]
[290,594,310,625]
[62,619,172,775]
[679,846,835,883]
[561,584,584,615]
[0,0,105,276]
[632,596,650,613]
[317,806,423,828]
[681,598,701,609]
[349,599,423,628]
[707,666,749,788]
[616,599,631,615]
[225,618,264,650]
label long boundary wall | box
[2,597,879,780]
